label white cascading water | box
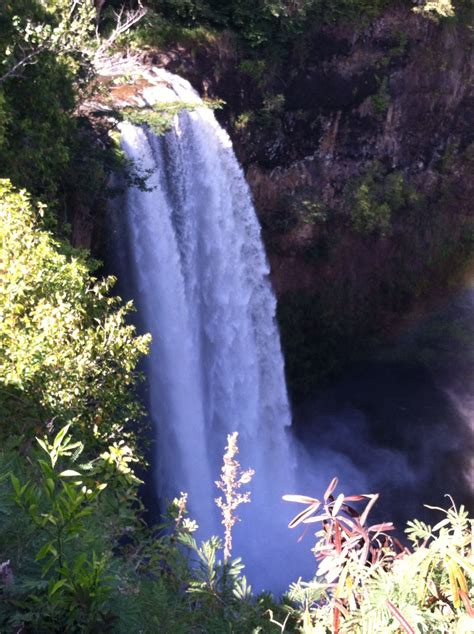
[111,69,315,591]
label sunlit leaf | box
[282,494,320,505]
[386,600,416,634]
[331,493,345,517]
[359,493,379,527]
[288,503,322,528]
[324,477,338,501]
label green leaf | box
[10,473,21,496]
[449,550,474,575]
[53,423,71,449]
[72,552,88,573]
[38,459,54,478]
[36,542,53,561]
[49,579,68,596]
[45,478,55,496]
[36,437,49,454]
[41,556,57,577]
[59,469,82,477]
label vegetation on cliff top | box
[136,0,460,51]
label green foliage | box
[0,57,77,202]
[350,163,417,236]
[370,77,390,116]
[239,58,268,84]
[414,0,455,19]
[6,426,114,631]
[179,533,249,603]
[275,188,330,230]
[120,98,224,136]
[176,531,283,632]
[143,0,391,50]
[0,179,150,445]
[352,182,392,235]
[0,420,148,632]
[0,1,95,84]
[130,13,220,52]
[260,92,286,127]
[235,110,257,132]
[0,1,97,204]
[0,1,145,218]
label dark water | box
[293,285,474,534]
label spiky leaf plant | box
[281,480,474,633]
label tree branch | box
[94,1,147,62]
[0,49,44,85]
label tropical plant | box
[174,433,255,622]
[109,441,275,633]
[281,479,474,633]
[2,422,144,631]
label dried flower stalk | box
[172,492,199,534]
[215,432,254,562]
[173,492,188,530]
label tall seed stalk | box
[215,432,254,562]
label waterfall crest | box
[111,69,312,590]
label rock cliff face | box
[116,6,474,393]
[245,7,473,281]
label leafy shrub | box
[0,1,96,204]
[0,179,150,446]
[145,0,391,49]
[414,0,455,19]
[120,98,224,136]
[0,1,145,218]
[352,182,392,235]
[0,416,150,632]
[5,427,114,631]
[350,163,417,236]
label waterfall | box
[110,69,313,591]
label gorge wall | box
[82,4,474,396]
